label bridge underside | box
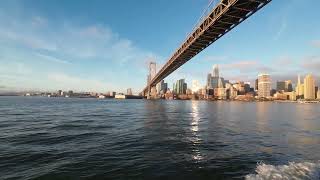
[142,0,271,96]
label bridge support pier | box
[146,86,157,99]
[147,85,151,99]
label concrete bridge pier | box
[146,86,157,99]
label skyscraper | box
[213,64,219,77]
[206,73,212,88]
[295,74,304,99]
[277,81,286,91]
[258,74,271,98]
[277,80,292,92]
[207,64,224,90]
[304,74,316,100]
[217,77,225,88]
[175,79,187,95]
[156,80,167,94]
[286,80,293,92]
[255,79,259,91]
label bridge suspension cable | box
[190,0,218,36]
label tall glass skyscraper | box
[213,64,219,77]
[174,79,187,95]
[207,64,225,89]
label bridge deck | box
[143,0,271,94]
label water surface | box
[0,97,319,179]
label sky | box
[0,0,320,94]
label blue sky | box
[0,0,319,93]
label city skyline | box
[0,0,320,93]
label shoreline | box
[1,95,320,104]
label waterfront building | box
[244,83,251,93]
[304,74,316,100]
[229,87,238,99]
[164,90,174,100]
[214,88,227,100]
[217,77,224,88]
[270,89,277,97]
[213,64,219,77]
[255,79,258,91]
[174,79,187,95]
[277,81,286,91]
[317,90,320,100]
[273,92,288,100]
[213,77,224,88]
[186,89,193,95]
[156,80,167,95]
[68,90,74,96]
[233,81,246,95]
[183,83,187,94]
[206,73,212,88]
[207,88,214,97]
[258,73,271,98]
[277,80,293,92]
[58,90,63,96]
[127,88,133,95]
[284,91,297,101]
[295,74,304,99]
[192,80,201,93]
[225,83,232,89]
[286,80,293,92]
[207,64,225,89]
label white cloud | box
[0,12,157,92]
[202,55,228,62]
[0,62,32,75]
[0,13,156,66]
[47,73,110,92]
[301,55,320,72]
[35,53,71,64]
[220,61,258,70]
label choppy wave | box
[246,161,320,180]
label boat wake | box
[246,161,320,180]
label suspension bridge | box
[142,0,271,98]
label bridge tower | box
[147,61,156,99]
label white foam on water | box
[246,161,320,180]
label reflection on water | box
[191,101,200,133]
[256,102,271,133]
[0,97,319,179]
[190,101,202,161]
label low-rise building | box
[214,88,227,100]
[273,92,288,100]
[284,91,296,101]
